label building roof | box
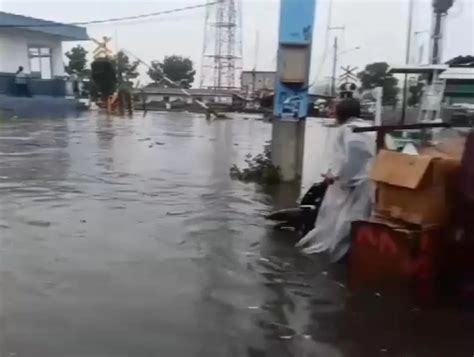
[388,64,448,74]
[0,12,89,41]
[439,67,474,80]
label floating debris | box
[230,144,281,184]
[380,348,388,353]
[375,292,382,298]
[257,257,287,273]
[291,289,312,298]
[166,211,192,216]
[279,335,293,340]
[321,271,328,276]
[279,225,296,232]
[155,141,165,145]
[244,251,257,257]
[247,306,260,310]
[284,280,312,288]
[26,220,51,227]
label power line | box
[0,1,223,28]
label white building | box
[0,11,88,96]
[138,87,237,105]
[241,71,276,93]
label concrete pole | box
[271,0,317,182]
[331,36,338,97]
[431,11,444,65]
[373,87,383,126]
[400,0,415,124]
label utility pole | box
[252,31,259,95]
[431,0,453,65]
[419,0,454,121]
[327,26,344,97]
[400,0,415,124]
[272,0,316,182]
[331,36,338,97]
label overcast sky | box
[0,0,472,88]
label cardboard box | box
[371,150,461,225]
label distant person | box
[15,66,30,97]
[296,99,376,261]
[71,73,80,98]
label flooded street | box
[0,113,473,357]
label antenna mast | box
[200,0,243,90]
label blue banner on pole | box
[274,0,316,121]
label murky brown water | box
[0,112,473,357]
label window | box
[28,47,52,79]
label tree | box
[358,62,399,105]
[115,51,139,86]
[148,55,195,88]
[65,45,89,78]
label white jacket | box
[296,117,376,261]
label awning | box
[388,64,448,74]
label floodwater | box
[0,112,473,357]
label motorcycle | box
[266,182,328,236]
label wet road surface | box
[0,113,473,357]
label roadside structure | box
[241,71,275,94]
[389,64,474,122]
[134,86,244,112]
[0,11,89,97]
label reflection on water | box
[0,112,473,357]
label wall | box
[0,73,66,96]
[0,28,64,77]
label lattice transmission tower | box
[200,0,243,90]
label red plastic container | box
[349,219,445,302]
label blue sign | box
[274,0,316,120]
[279,0,316,45]
[274,83,309,120]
